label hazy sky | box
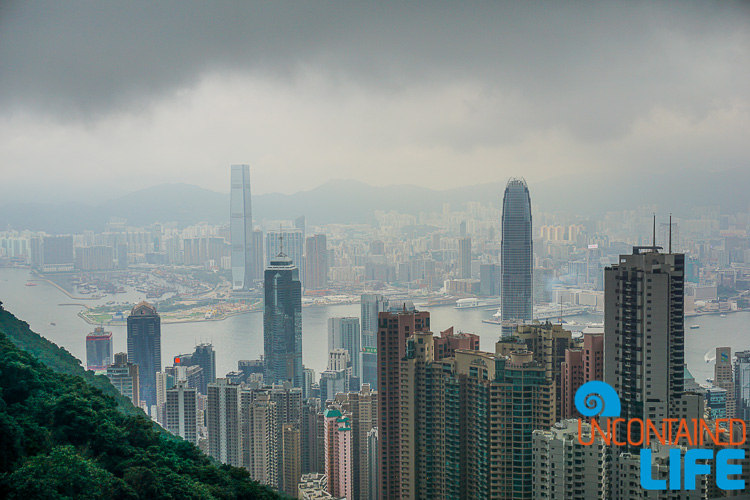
[1,1,748,203]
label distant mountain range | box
[0,167,747,233]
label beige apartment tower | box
[165,380,198,445]
[206,378,242,466]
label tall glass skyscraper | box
[230,164,254,290]
[264,242,303,387]
[501,177,533,334]
[127,301,161,408]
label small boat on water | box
[26,282,37,286]
[720,314,727,318]
[690,324,700,330]
[50,322,56,326]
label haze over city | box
[1,2,750,499]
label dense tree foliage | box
[0,302,284,499]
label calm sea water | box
[1,267,748,385]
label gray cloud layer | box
[3,2,748,134]
[0,1,748,202]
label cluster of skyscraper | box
[89,300,219,447]
[230,164,329,294]
[89,169,750,499]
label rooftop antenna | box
[278,223,285,257]
[669,213,672,253]
[652,213,656,248]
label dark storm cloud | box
[1,1,748,141]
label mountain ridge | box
[1,167,747,233]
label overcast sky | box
[0,1,748,203]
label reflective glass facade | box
[264,253,303,387]
[501,178,533,331]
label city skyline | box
[1,2,749,497]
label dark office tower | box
[86,326,113,371]
[501,177,533,334]
[457,237,471,279]
[230,164,254,290]
[604,248,687,448]
[193,343,216,389]
[305,235,328,291]
[127,301,161,408]
[377,303,430,500]
[264,243,303,387]
[174,343,216,394]
[360,294,389,390]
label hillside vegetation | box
[0,301,283,499]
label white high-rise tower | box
[230,164,253,290]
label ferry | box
[455,298,480,309]
[690,324,700,330]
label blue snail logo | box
[574,381,621,417]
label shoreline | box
[686,308,747,318]
[39,271,749,326]
[42,277,102,301]
[77,304,262,326]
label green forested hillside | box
[0,302,283,499]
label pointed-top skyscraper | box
[501,177,533,334]
[231,164,254,290]
[264,233,303,387]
